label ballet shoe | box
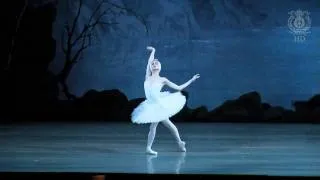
[178,141,186,152]
[146,147,158,155]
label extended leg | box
[161,119,186,152]
[146,122,158,155]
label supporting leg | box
[161,119,186,152]
[146,122,158,155]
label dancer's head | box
[150,59,161,74]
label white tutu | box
[131,91,186,124]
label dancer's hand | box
[147,46,155,51]
[192,74,200,82]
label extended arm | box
[163,74,200,91]
[145,46,156,79]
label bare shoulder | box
[160,77,168,84]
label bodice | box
[144,80,164,101]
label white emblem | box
[288,10,311,42]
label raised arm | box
[145,46,156,80]
[162,74,200,91]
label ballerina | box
[131,46,200,155]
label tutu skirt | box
[131,91,186,124]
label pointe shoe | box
[178,141,186,152]
[146,147,158,155]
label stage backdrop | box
[50,0,320,111]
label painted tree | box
[59,0,148,100]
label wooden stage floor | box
[0,122,320,177]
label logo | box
[288,10,311,42]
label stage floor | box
[0,122,320,176]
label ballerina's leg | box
[146,122,158,155]
[161,119,186,152]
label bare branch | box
[71,2,108,46]
[71,29,93,63]
[72,40,89,63]
[87,0,105,24]
[70,0,83,38]
[104,0,149,33]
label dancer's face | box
[151,60,161,72]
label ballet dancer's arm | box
[145,46,156,80]
[162,74,200,91]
